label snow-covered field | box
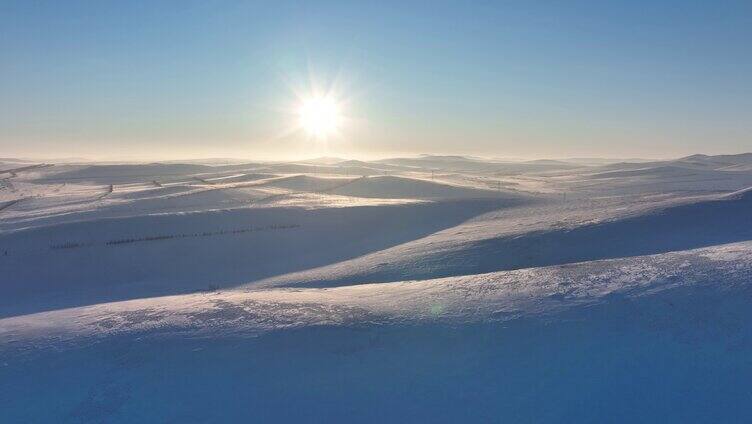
[3,154,752,422]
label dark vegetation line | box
[97,184,114,199]
[0,163,52,175]
[49,224,300,250]
[38,169,250,182]
[194,177,213,185]
[0,198,23,213]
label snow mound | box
[261,163,385,176]
[330,176,511,199]
[4,240,749,339]
[2,241,752,422]
[5,154,752,422]
[587,165,717,179]
[260,187,752,288]
[677,152,752,169]
[0,200,507,316]
[724,186,752,200]
[376,155,582,174]
[205,173,277,184]
[258,175,359,192]
[44,163,213,180]
[113,185,196,200]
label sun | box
[298,95,340,139]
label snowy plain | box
[2,153,752,422]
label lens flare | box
[298,96,340,139]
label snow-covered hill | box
[2,154,752,422]
[2,241,751,422]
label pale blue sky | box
[1,1,751,160]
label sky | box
[1,0,751,161]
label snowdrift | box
[258,174,359,192]
[2,241,752,422]
[330,175,510,199]
[376,155,582,174]
[0,199,514,317]
[6,154,752,422]
[587,165,720,179]
[260,162,385,176]
[259,187,752,288]
[41,163,214,181]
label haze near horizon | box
[2,1,751,160]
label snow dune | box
[0,199,518,317]
[258,174,361,192]
[330,175,511,199]
[587,165,723,179]
[255,186,752,288]
[4,154,752,422]
[4,240,749,340]
[40,163,214,181]
[2,241,751,422]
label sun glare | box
[298,96,340,139]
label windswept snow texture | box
[3,154,752,422]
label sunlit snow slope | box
[2,154,752,422]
